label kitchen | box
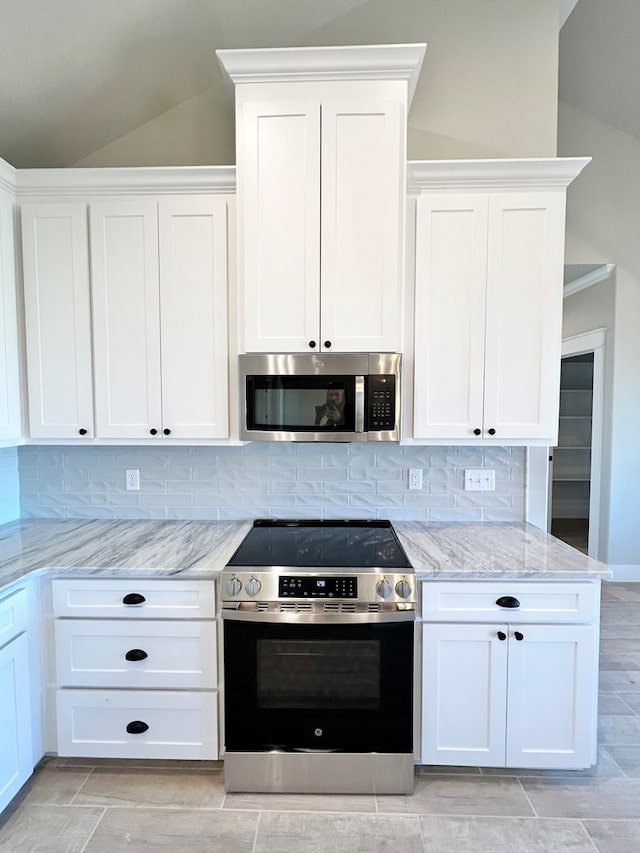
[2,2,640,851]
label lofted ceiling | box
[0,0,635,168]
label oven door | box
[223,614,413,754]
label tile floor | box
[2,581,640,852]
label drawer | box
[55,619,217,689]
[422,581,598,624]
[56,689,218,759]
[52,578,215,619]
[0,586,29,648]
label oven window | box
[257,639,380,710]
[247,375,356,432]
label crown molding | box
[407,157,591,192]
[564,264,615,298]
[217,43,427,107]
[0,157,17,195]
[15,165,236,198]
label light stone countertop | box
[0,518,610,595]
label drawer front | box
[56,689,218,759]
[55,620,217,688]
[0,587,29,647]
[422,581,597,624]
[52,578,215,619]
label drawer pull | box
[126,720,149,735]
[125,648,148,662]
[497,631,506,641]
[514,631,524,641]
[496,595,520,609]
[122,593,146,606]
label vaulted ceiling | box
[0,0,635,168]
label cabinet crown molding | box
[407,157,591,192]
[0,157,17,194]
[217,43,427,107]
[16,166,236,199]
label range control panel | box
[279,576,357,598]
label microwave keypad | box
[368,376,396,430]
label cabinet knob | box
[308,340,317,349]
[473,428,481,436]
[126,720,149,735]
[125,648,148,662]
[514,631,524,641]
[149,428,158,435]
[487,428,496,436]
[163,428,171,435]
[324,340,332,349]
[496,595,520,609]
[497,631,507,641]
[78,428,88,436]
[122,593,146,606]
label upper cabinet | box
[218,44,426,354]
[410,159,590,445]
[0,164,22,443]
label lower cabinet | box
[52,578,218,760]
[421,581,600,769]
[0,588,33,813]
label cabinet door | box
[240,100,321,352]
[91,200,162,438]
[422,622,507,766]
[0,634,33,812]
[483,192,565,441]
[506,623,596,768]
[21,203,94,438]
[413,195,488,439]
[320,99,404,352]
[159,196,229,438]
[0,189,21,441]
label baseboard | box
[606,565,640,581]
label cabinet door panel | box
[0,634,33,812]
[91,200,162,438]
[422,622,507,766]
[0,190,21,441]
[21,203,94,438]
[321,100,404,352]
[484,193,565,441]
[241,100,321,352]
[413,195,487,438]
[506,623,595,768]
[159,196,229,438]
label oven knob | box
[395,579,412,599]
[245,577,262,597]
[376,579,392,599]
[225,576,242,597]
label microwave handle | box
[355,376,365,433]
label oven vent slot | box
[280,602,313,613]
[324,602,357,614]
[256,602,270,612]
[367,603,383,613]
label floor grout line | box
[77,805,107,853]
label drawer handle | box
[125,648,148,662]
[122,593,146,606]
[126,720,149,735]
[496,595,520,609]
[497,631,507,641]
[514,631,524,641]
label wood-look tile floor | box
[2,581,640,852]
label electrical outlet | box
[464,469,495,491]
[125,469,140,491]
[408,469,423,490]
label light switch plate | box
[464,469,495,491]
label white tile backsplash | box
[17,444,526,522]
[0,447,20,523]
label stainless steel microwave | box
[239,353,401,442]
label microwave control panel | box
[366,375,396,431]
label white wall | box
[73,0,560,167]
[559,101,640,569]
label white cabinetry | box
[91,196,230,439]
[52,578,218,759]
[0,587,33,812]
[410,159,590,445]
[219,45,425,354]
[0,175,21,442]
[421,580,599,769]
[21,203,94,438]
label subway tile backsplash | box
[18,444,525,522]
[0,446,20,523]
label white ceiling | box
[0,0,635,168]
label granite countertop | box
[0,518,610,595]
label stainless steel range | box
[221,519,415,794]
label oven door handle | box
[221,609,415,624]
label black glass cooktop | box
[227,520,412,569]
